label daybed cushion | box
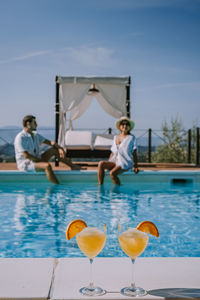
[65,130,93,150]
[93,134,113,150]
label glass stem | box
[89,258,94,289]
[131,258,136,289]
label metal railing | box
[0,127,199,165]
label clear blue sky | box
[0,0,200,130]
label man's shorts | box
[17,159,36,172]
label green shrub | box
[152,117,187,163]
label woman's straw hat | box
[115,116,135,131]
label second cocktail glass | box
[118,221,159,297]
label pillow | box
[94,135,113,150]
[65,131,93,149]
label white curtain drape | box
[95,83,126,117]
[59,82,91,111]
[58,111,66,147]
[69,94,94,122]
[57,76,130,147]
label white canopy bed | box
[55,76,131,157]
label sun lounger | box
[93,134,113,150]
[64,131,112,158]
[65,131,93,150]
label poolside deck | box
[1,162,200,185]
[0,257,200,299]
[0,161,199,171]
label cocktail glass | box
[118,227,149,297]
[76,226,107,296]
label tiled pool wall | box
[0,170,200,186]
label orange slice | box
[66,219,87,240]
[136,221,159,238]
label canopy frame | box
[55,75,131,147]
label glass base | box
[120,286,147,297]
[79,285,106,297]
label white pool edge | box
[0,169,200,185]
[0,257,200,299]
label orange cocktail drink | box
[118,228,149,259]
[118,221,159,297]
[66,219,107,296]
[76,227,106,259]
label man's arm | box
[23,151,41,162]
[43,139,64,150]
[43,139,57,147]
[43,139,66,158]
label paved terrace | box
[0,257,200,299]
[0,162,200,171]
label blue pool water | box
[0,181,200,258]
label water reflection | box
[11,183,143,257]
[13,184,65,256]
[0,182,199,257]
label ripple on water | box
[0,182,199,257]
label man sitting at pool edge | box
[14,115,80,184]
[98,116,139,185]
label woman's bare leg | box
[110,166,125,185]
[98,161,116,185]
[35,162,59,184]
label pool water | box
[0,182,200,258]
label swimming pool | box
[0,170,200,258]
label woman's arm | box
[133,149,139,174]
[108,152,114,160]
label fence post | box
[196,127,200,166]
[148,128,152,163]
[55,76,60,167]
[187,129,191,164]
[126,76,131,118]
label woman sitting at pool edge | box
[98,116,139,185]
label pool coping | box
[0,257,200,299]
[0,169,200,185]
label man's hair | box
[23,115,36,127]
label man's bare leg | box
[98,161,115,185]
[35,162,59,184]
[41,147,80,170]
[60,156,81,170]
